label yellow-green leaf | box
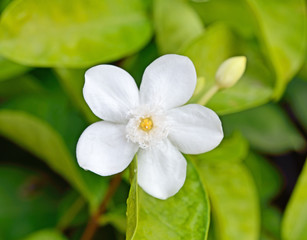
[0,0,152,67]
[245,0,306,99]
[154,0,203,54]
[185,24,273,115]
[282,158,307,240]
[192,158,260,240]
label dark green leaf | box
[285,78,307,132]
[245,153,282,203]
[120,41,159,86]
[0,166,60,240]
[0,56,30,81]
[261,206,282,240]
[0,75,43,99]
[222,103,306,154]
[54,68,98,124]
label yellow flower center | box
[139,117,153,132]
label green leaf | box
[245,153,282,204]
[245,0,306,99]
[245,153,282,239]
[54,68,98,124]
[153,0,203,54]
[0,0,11,12]
[190,0,256,39]
[0,0,152,67]
[0,56,30,81]
[195,132,248,164]
[261,206,282,240]
[22,229,68,240]
[222,103,306,154]
[0,109,106,210]
[57,191,87,230]
[120,41,159,86]
[127,160,210,240]
[0,75,43,99]
[285,78,307,132]
[0,166,60,240]
[100,204,127,234]
[184,23,273,115]
[192,160,260,240]
[298,57,307,81]
[282,158,307,240]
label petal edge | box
[137,139,187,199]
[84,65,139,123]
[140,54,197,109]
[168,104,223,154]
[76,121,138,176]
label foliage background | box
[0,0,306,239]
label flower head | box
[76,54,223,200]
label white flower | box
[76,54,223,200]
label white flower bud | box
[215,56,247,89]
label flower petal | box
[76,121,138,176]
[140,54,197,109]
[137,139,187,200]
[168,104,223,154]
[84,65,139,123]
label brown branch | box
[80,173,123,240]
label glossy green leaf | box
[282,158,307,240]
[192,160,260,240]
[0,109,106,209]
[184,24,273,115]
[0,0,152,67]
[222,103,305,154]
[127,160,210,240]
[22,229,67,240]
[153,0,203,54]
[0,166,60,240]
[245,0,306,99]
[0,56,30,81]
[54,68,98,123]
[194,132,248,164]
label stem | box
[197,84,220,106]
[57,197,85,230]
[80,173,123,240]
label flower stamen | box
[139,118,153,132]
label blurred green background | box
[0,0,306,239]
